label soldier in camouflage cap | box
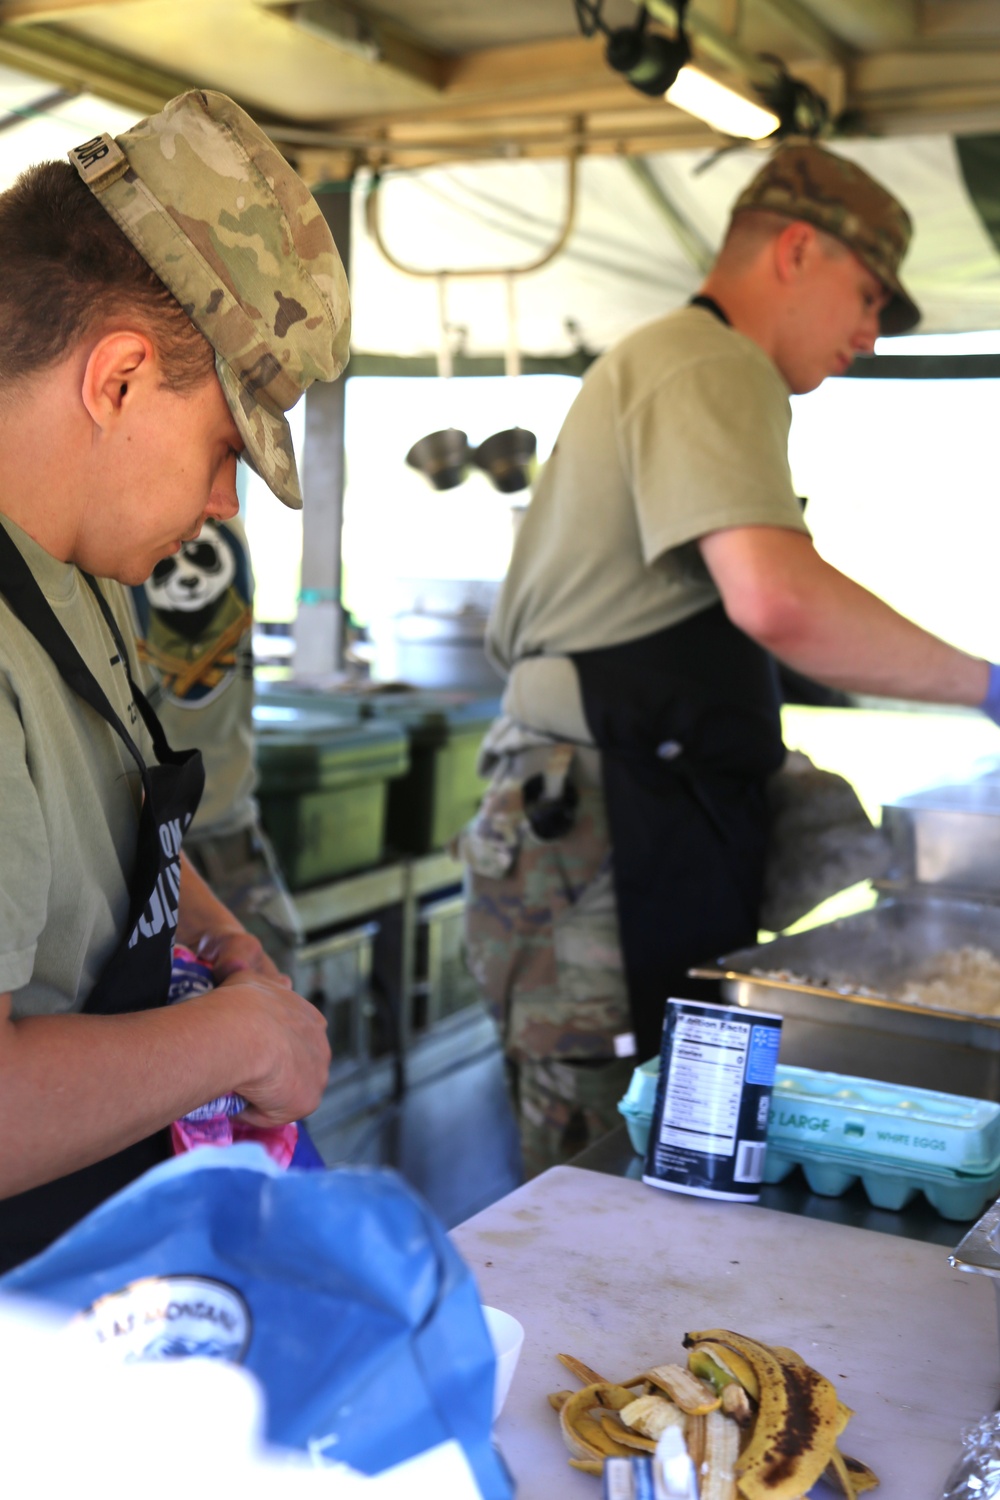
[0,92,338,1264]
[464,136,1000,1182]
[68,89,351,509]
[730,139,919,336]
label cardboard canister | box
[642,998,782,1202]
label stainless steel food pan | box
[883,766,1000,895]
[691,895,1000,1098]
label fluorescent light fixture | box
[666,64,778,140]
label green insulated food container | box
[367,691,500,856]
[254,704,409,889]
[256,684,500,856]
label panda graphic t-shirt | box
[130,517,257,837]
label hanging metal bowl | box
[405,427,473,491]
[473,427,538,494]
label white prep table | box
[450,1165,1000,1500]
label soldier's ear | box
[81,330,156,429]
[772,220,817,285]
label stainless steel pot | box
[405,427,472,491]
[473,426,537,494]
[883,762,1000,897]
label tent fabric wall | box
[349,136,1000,357]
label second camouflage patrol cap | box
[67,89,351,509]
[731,140,920,336]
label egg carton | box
[618,1059,1000,1220]
[768,1064,1000,1173]
[761,1142,1000,1222]
[618,1058,660,1159]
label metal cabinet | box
[281,852,521,1224]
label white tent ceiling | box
[5,63,1000,356]
[350,134,1000,358]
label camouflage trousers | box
[460,742,636,1178]
[506,1054,638,1180]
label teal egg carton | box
[761,1141,1000,1221]
[618,1058,1000,1221]
[618,1058,660,1157]
[768,1065,1000,1173]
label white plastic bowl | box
[481,1305,525,1421]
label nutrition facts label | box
[657,1011,751,1157]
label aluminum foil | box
[941,1414,1000,1498]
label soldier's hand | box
[213,970,331,1124]
[195,927,292,986]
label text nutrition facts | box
[658,1011,751,1156]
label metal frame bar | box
[364,152,579,280]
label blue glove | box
[982,663,1000,726]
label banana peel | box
[826,1446,859,1500]
[620,1393,685,1440]
[549,1332,878,1495]
[558,1351,646,1389]
[685,1410,707,1473]
[568,1457,603,1475]
[720,1381,753,1427]
[644,1362,721,1414]
[599,1413,658,1452]
[689,1340,761,1401]
[558,1382,638,1461]
[701,1406,740,1500]
[576,1414,637,1458]
[825,1447,881,1496]
[557,1353,608,1386]
[843,1454,879,1494]
[684,1329,840,1500]
[772,1344,855,1441]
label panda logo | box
[133,520,253,704]
[146,527,237,625]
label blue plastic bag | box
[0,1146,512,1498]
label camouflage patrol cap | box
[731,141,919,335]
[67,89,350,508]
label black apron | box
[568,296,785,1061]
[0,523,205,1272]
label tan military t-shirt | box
[487,307,810,733]
[0,518,154,1016]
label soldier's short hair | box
[0,160,213,393]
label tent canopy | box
[5,46,1000,356]
[349,135,1000,357]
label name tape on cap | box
[69,134,129,191]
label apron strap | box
[0,524,153,790]
[82,573,177,766]
[689,293,732,326]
